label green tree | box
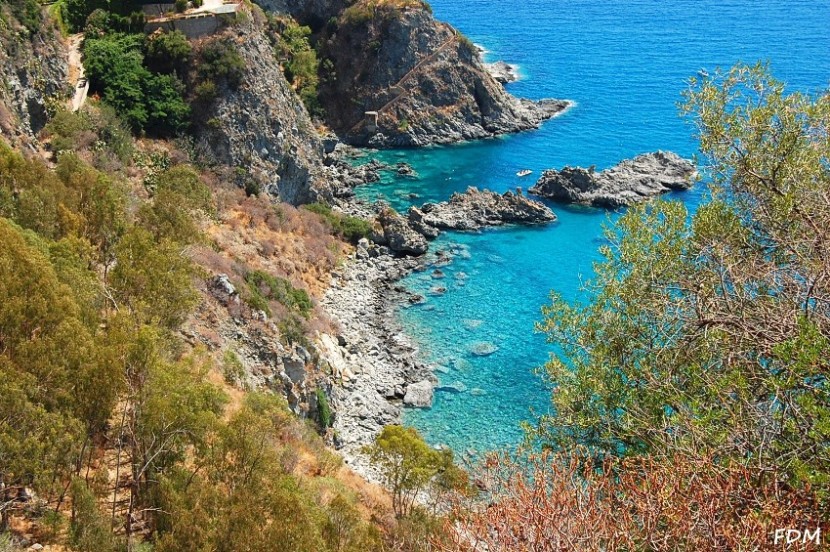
[84,33,190,135]
[535,64,830,496]
[154,394,346,552]
[364,425,461,518]
[144,30,192,75]
[0,219,120,529]
[110,226,199,327]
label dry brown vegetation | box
[438,452,826,552]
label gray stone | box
[530,151,697,207]
[403,380,434,408]
[412,187,556,231]
[376,207,428,256]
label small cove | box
[355,0,830,455]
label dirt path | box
[68,34,89,112]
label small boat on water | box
[516,169,533,177]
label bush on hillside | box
[83,33,190,135]
[144,30,192,75]
[198,38,245,89]
[302,203,371,244]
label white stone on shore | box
[403,379,434,408]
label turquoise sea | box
[356,0,830,455]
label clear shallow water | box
[357,0,830,455]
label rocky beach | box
[319,241,437,479]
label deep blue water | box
[356,0,830,456]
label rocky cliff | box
[193,7,330,205]
[254,0,570,148]
[318,4,570,147]
[530,151,697,207]
[0,8,68,149]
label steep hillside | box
[0,0,68,148]
[192,8,330,204]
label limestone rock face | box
[530,151,697,207]
[413,186,556,231]
[314,6,570,147]
[193,11,329,205]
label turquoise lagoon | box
[355,0,830,455]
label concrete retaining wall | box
[144,13,222,38]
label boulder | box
[529,151,696,207]
[412,187,556,231]
[375,207,428,256]
[403,380,434,408]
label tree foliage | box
[365,425,467,518]
[83,33,191,135]
[144,30,192,75]
[535,64,830,499]
[271,15,322,116]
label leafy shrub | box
[174,0,186,12]
[46,106,134,166]
[83,33,190,135]
[222,349,245,385]
[271,16,322,116]
[3,0,42,33]
[315,388,332,428]
[144,30,192,75]
[302,202,371,244]
[244,270,312,318]
[69,479,122,552]
[198,39,245,89]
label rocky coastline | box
[319,240,439,479]
[530,151,697,207]
[410,186,556,232]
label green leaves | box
[537,64,830,497]
[83,32,191,135]
[364,425,466,518]
[110,226,198,328]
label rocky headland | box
[529,151,697,207]
[259,0,572,147]
[410,186,556,232]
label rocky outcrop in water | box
[309,3,570,147]
[530,151,697,207]
[0,13,68,148]
[485,61,519,84]
[193,9,329,205]
[410,186,556,231]
[372,206,429,256]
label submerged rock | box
[411,187,556,231]
[530,151,697,207]
[470,342,498,356]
